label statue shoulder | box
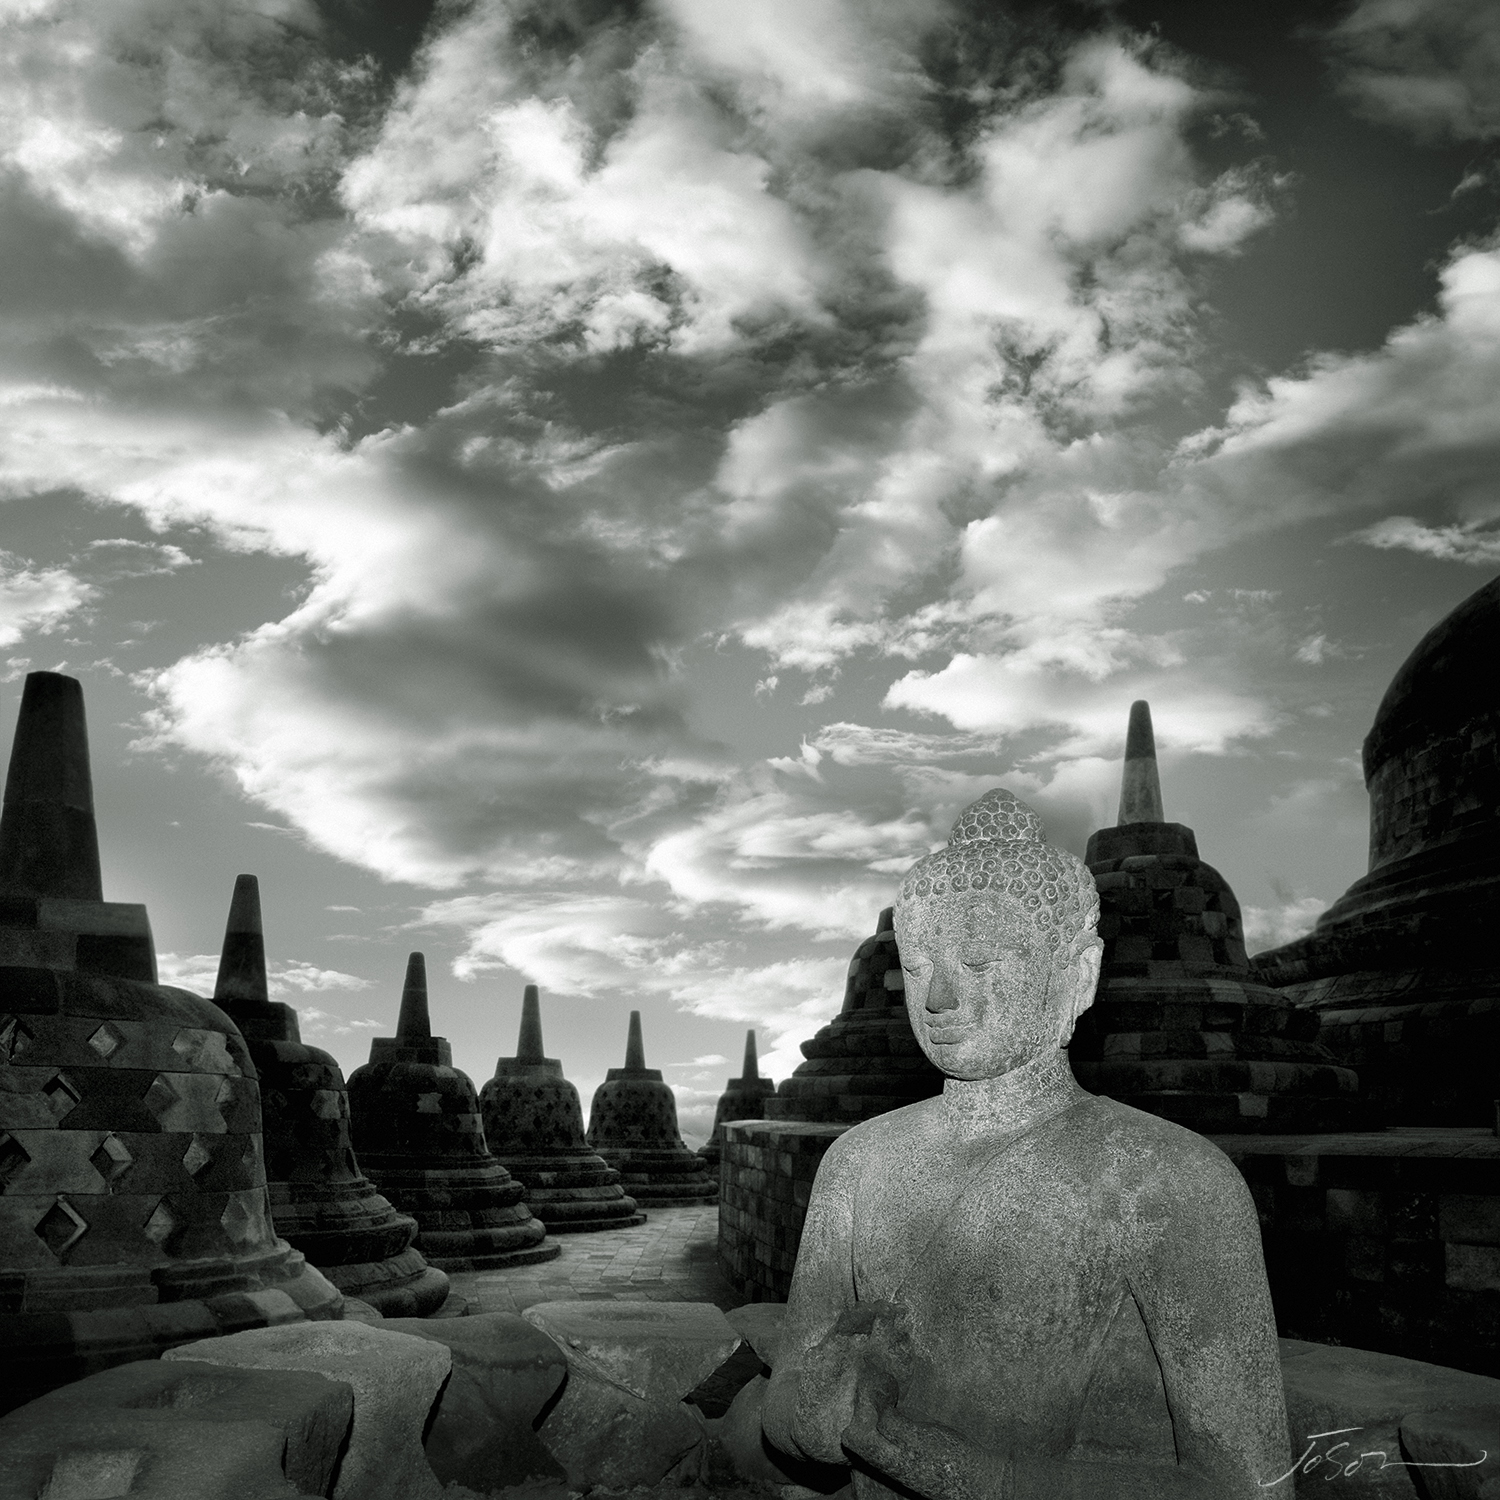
[819,1097,943,1179]
[1078,1096,1252,1209]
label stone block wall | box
[718,1120,847,1302]
[1210,1130,1500,1379]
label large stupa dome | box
[1254,573,1500,1125]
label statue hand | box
[841,1336,1008,1500]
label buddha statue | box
[762,789,1289,1500]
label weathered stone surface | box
[522,1298,742,1404]
[717,1372,851,1493]
[764,789,1291,1499]
[1400,1407,1499,1500]
[0,1357,353,1498]
[347,954,558,1271]
[213,875,449,1316]
[586,1012,716,1203]
[0,672,342,1417]
[699,1031,777,1171]
[382,1310,568,1490]
[479,985,644,1233]
[165,1318,450,1500]
[1254,575,1500,1126]
[1072,701,1363,1134]
[1280,1338,1500,1499]
[766,909,942,1126]
[0,1412,308,1500]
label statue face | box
[894,889,1094,1081]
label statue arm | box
[1104,1150,1291,1500]
[761,1137,862,1464]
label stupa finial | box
[397,952,432,1040]
[214,874,268,1005]
[741,1029,760,1081]
[0,671,103,901]
[517,984,545,1062]
[624,1009,646,1070]
[1117,700,1165,826]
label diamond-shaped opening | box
[89,1134,133,1186]
[42,1073,81,1118]
[0,1016,32,1062]
[87,1022,124,1060]
[143,1199,179,1249]
[143,1075,177,1119]
[181,1137,213,1178]
[220,1194,262,1248]
[35,1198,88,1260]
[0,1132,31,1192]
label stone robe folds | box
[764,1092,1290,1500]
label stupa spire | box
[0,671,103,900]
[517,983,545,1063]
[624,1009,646,1070]
[1117,700,1165,826]
[213,873,268,1006]
[741,1029,760,1082]
[396,952,431,1040]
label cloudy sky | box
[2,0,1497,1144]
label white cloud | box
[0,554,93,647]
[1351,514,1500,563]
[1326,0,1500,141]
[1241,895,1329,955]
[157,950,372,1004]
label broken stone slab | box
[164,1318,451,1500]
[0,1358,353,1499]
[381,1311,568,1491]
[1280,1339,1500,1499]
[521,1298,742,1404]
[1399,1407,1500,1500]
[0,1413,310,1500]
[533,1367,705,1490]
[726,1301,787,1369]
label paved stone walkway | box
[444,1205,743,1315]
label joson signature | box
[1260,1426,1490,1487]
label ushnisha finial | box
[624,1009,646,1070]
[0,671,103,901]
[1117,700,1165,826]
[396,952,431,1040]
[214,874,268,1006]
[517,984,545,1063]
[741,1029,760,1082]
[897,788,1099,948]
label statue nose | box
[925,977,961,1013]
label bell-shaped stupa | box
[1071,700,1363,1133]
[698,1030,776,1170]
[346,953,558,1269]
[479,984,645,1232]
[586,1011,716,1203]
[211,875,449,1314]
[0,672,341,1415]
[1254,575,1500,1125]
[765,908,942,1123]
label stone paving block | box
[165,1317,449,1500]
[382,1311,567,1491]
[0,1358,353,1497]
[522,1298,742,1405]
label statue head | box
[893,789,1102,1081]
